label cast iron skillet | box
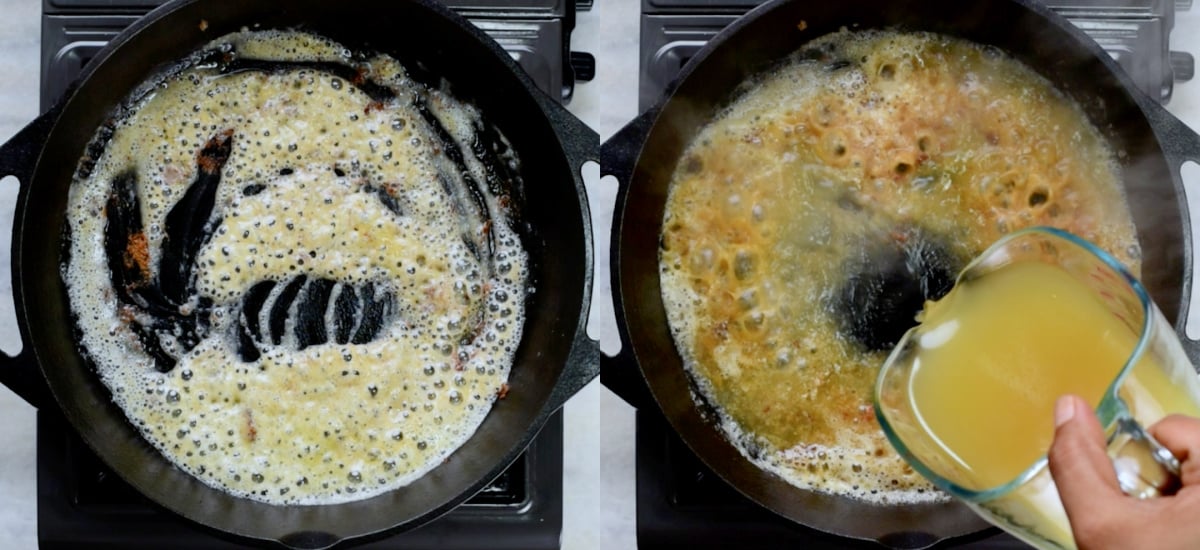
[0,0,598,548]
[602,0,1200,547]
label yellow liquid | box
[909,260,1195,491]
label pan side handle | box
[875,531,942,550]
[544,325,601,414]
[599,347,655,411]
[536,96,601,413]
[0,111,60,409]
[277,530,339,550]
[599,112,658,410]
[1143,99,1200,370]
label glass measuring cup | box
[874,226,1200,550]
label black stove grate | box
[40,0,593,110]
[638,0,1195,110]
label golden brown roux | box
[659,30,1139,502]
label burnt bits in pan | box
[103,130,234,372]
[835,228,959,352]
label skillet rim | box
[612,0,1190,543]
[14,0,598,545]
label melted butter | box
[659,30,1140,504]
[63,31,527,505]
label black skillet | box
[602,0,1200,547]
[0,0,598,548]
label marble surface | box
[568,1,639,550]
[6,0,1200,548]
[0,3,43,550]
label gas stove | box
[626,0,1196,547]
[35,1,591,548]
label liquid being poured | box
[907,260,1191,491]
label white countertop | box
[5,0,1200,548]
[0,4,45,548]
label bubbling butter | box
[659,30,1140,504]
[62,30,528,505]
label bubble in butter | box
[62,30,528,505]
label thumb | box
[1047,395,1124,517]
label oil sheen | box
[659,30,1139,503]
[62,31,528,505]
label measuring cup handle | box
[1108,416,1182,498]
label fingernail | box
[1054,395,1076,428]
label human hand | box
[1047,394,1200,550]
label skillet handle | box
[539,93,600,169]
[598,111,660,410]
[544,326,601,413]
[874,531,942,549]
[0,112,57,181]
[600,348,655,411]
[0,110,60,410]
[536,95,601,412]
[1142,99,1200,368]
[599,109,656,185]
[277,530,340,550]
